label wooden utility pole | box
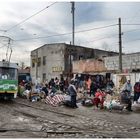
[119,17,122,73]
[69,42,72,78]
[36,50,38,80]
[71,2,75,45]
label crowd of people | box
[120,79,140,111]
[18,74,140,112]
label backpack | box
[134,82,140,92]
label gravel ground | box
[0,97,140,138]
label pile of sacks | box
[103,94,124,111]
[22,89,45,102]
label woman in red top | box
[93,89,106,109]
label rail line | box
[1,99,138,138]
[0,100,109,138]
[15,100,75,117]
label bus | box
[0,60,18,99]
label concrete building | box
[30,43,118,82]
[104,52,140,73]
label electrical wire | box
[123,38,140,45]
[122,24,140,25]
[15,24,118,41]
[123,28,140,34]
[79,34,118,44]
[6,2,57,32]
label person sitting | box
[93,89,106,109]
[120,89,132,111]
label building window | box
[32,59,35,67]
[43,73,46,81]
[43,56,46,65]
[37,57,41,67]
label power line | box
[123,37,140,45]
[15,24,117,41]
[122,24,140,25]
[79,34,118,44]
[6,2,57,32]
[74,24,117,33]
[123,28,140,34]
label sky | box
[0,0,140,66]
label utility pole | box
[36,50,38,81]
[69,42,72,78]
[119,17,122,73]
[71,2,75,45]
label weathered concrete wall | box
[104,53,140,72]
[73,59,107,73]
[31,43,65,83]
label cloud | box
[1,1,140,65]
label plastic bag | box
[138,97,140,103]
[64,95,71,101]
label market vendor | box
[93,89,106,109]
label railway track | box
[0,99,106,138]
[0,98,139,138]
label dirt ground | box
[0,97,140,138]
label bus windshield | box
[0,67,17,80]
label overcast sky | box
[0,0,140,66]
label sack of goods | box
[111,100,124,110]
[64,95,71,101]
[103,101,111,109]
[82,98,93,106]
[104,99,123,110]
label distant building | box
[30,43,118,82]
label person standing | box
[122,80,132,94]
[106,78,114,90]
[86,76,92,95]
[68,80,78,108]
[90,77,97,97]
[134,80,140,103]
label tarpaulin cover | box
[45,95,65,106]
